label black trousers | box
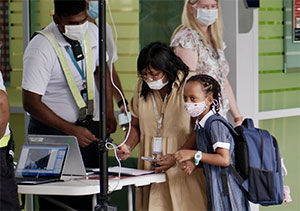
[28,118,101,211]
[0,136,20,211]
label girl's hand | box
[182,160,196,175]
[174,150,197,163]
[117,144,131,160]
[154,154,176,173]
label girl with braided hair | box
[174,74,249,211]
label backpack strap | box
[228,165,245,185]
[204,114,245,194]
[204,114,239,137]
[272,135,281,173]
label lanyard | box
[37,30,94,121]
[66,46,86,81]
[151,92,168,136]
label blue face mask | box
[87,1,98,19]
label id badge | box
[80,88,88,104]
[153,136,162,154]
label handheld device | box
[118,112,131,125]
[141,156,160,162]
[141,156,161,167]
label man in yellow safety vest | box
[22,0,116,209]
[0,71,20,210]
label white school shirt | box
[0,72,10,137]
[93,23,118,121]
[22,21,107,123]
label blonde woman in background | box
[171,0,243,125]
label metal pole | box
[95,0,116,210]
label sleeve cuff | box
[213,142,230,151]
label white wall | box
[221,0,259,126]
[221,0,259,209]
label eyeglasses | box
[138,72,164,81]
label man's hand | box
[174,150,197,163]
[116,144,131,160]
[154,154,176,173]
[107,115,117,134]
[70,125,98,147]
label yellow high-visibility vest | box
[0,134,11,148]
[38,30,94,121]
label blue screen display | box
[16,145,68,177]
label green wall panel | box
[114,56,137,71]
[118,74,138,91]
[259,25,283,37]
[259,55,283,71]
[29,0,53,36]
[259,10,283,22]
[259,39,283,53]
[259,0,300,111]
[260,117,300,211]
[117,40,139,55]
[9,113,25,161]
[260,0,283,8]
[259,90,300,111]
[259,72,300,91]
[9,71,22,87]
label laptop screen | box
[16,145,68,178]
[26,135,86,176]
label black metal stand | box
[95,0,117,210]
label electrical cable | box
[104,0,132,192]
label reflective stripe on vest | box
[0,134,11,148]
[37,30,94,121]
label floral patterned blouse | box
[171,27,230,115]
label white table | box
[18,173,166,211]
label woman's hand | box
[174,150,197,163]
[116,144,131,160]
[181,160,196,175]
[234,116,243,126]
[154,154,176,173]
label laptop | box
[16,144,68,185]
[26,135,86,176]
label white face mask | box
[184,100,208,117]
[146,76,168,90]
[63,21,88,41]
[196,8,218,26]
